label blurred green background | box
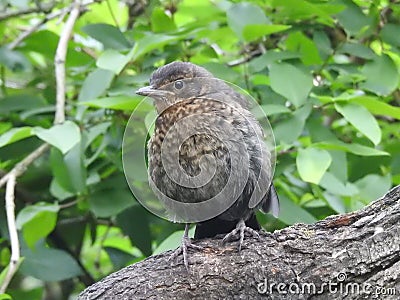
[0,0,399,299]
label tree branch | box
[78,185,400,299]
[0,2,55,21]
[0,143,50,189]
[0,1,84,293]
[54,0,81,124]
[0,174,18,294]
[7,0,102,51]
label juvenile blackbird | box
[136,61,279,269]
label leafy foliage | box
[0,0,399,298]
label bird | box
[136,61,279,270]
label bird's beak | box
[136,85,156,96]
[136,85,172,113]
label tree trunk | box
[78,185,400,299]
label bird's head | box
[136,62,213,113]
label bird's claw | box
[222,219,260,251]
[169,235,203,271]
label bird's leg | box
[222,219,260,251]
[169,223,203,270]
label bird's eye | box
[174,80,184,90]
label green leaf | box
[88,175,134,217]
[20,241,82,281]
[297,148,332,184]
[9,0,29,8]
[313,31,332,59]
[286,32,323,65]
[0,122,12,135]
[82,23,131,50]
[81,96,151,111]
[227,2,269,40]
[322,192,346,214]
[274,117,304,145]
[248,51,301,73]
[50,147,73,192]
[202,62,241,82]
[250,74,269,86]
[315,94,400,120]
[3,288,42,300]
[315,141,389,156]
[33,121,81,154]
[354,174,391,203]
[78,68,114,102]
[350,97,400,120]
[0,127,33,148]
[320,172,358,197]
[116,206,152,256]
[20,30,58,56]
[151,7,177,33]
[16,203,59,249]
[335,0,374,35]
[16,203,59,228]
[271,0,343,26]
[278,194,317,225]
[273,104,311,144]
[153,227,195,255]
[83,122,112,149]
[128,34,182,62]
[96,50,130,75]
[89,188,134,217]
[243,24,290,42]
[0,46,31,72]
[380,23,400,47]
[20,106,56,120]
[0,294,12,300]
[327,150,347,182]
[335,103,381,145]
[338,42,375,59]
[49,178,74,201]
[269,63,313,107]
[104,247,135,269]
[0,94,46,114]
[50,143,86,194]
[256,104,291,117]
[360,54,399,96]
[63,141,87,192]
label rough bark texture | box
[78,185,400,299]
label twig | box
[0,66,6,96]
[0,2,55,21]
[94,222,112,272]
[8,6,69,50]
[8,0,101,51]
[226,50,262,67]
[0,174,18,294]
[33,0,45,12]
[0,0,104,292]
[0,1,84,293]
[106,0,119,29]
[0,143,50,189]
[59,199,79,209]
[54,0,81,124]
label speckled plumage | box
[137,61,279,268]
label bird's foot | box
[169,232,203,271]
[222,219,260,251]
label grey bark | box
[78,185,400,299]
